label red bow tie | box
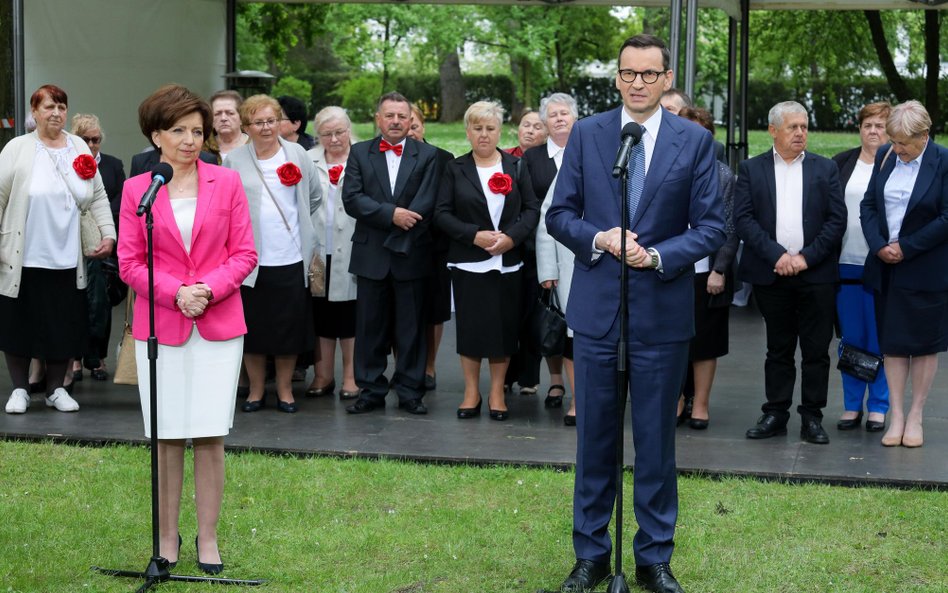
[379,139,403,156]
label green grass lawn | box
[348,122,860,161]
[1,441,944,593]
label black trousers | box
[753,277,835,421]
[353,274,428,404]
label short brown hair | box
[210,89,243,109]
[239,94,283,127]
[31,84,68,109]
[376,91,411,113]
[618,34,670,71]
[138,84,212,149]
[857,101,891,126]
[679,106,715,135]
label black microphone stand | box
[93,197,263,591]
[606,159,633,593]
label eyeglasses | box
[318,129,349,139]
[81,136,101,145]
[617,69,666,84]
[250,118,283,129]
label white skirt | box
[136,327,243,439]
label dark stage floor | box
[2,304,946,489]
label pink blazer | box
[118,160,257,345]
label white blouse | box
[24,142,82,269]
[170,198,197,253]
[257,149,302,266]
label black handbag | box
[535,288,567,357]
[837,340,882,383]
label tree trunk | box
[1,0,15,148]
[438,49,466,123]
[924,10,941,132]
[863,11,910,102]
[510,55,528,119]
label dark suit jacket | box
[734,150,846,285]
[434,150,540,267]
[522,144,558,203]
[861,140,948,292]
[129,148,218,178]
[546,107,726,343]
[97,153,126,230]
[708,161,739,307]
[342,136,440,281]
[832,147,862,190]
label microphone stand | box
[606,161,632,593]
[93,196,263,591]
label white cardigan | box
[0,131,116,298]
[307,145,357,302]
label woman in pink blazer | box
[118,85,256,574]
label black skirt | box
[0,267,87,360]
[241,261,315,355]
[452,268,520,358]
[876,278,948,356]
[689,272,730,361]
[424,252,452,325]
[311,255,356,339]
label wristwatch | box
[646,247,661,270]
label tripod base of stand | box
[93,557,265,592]
[606,572,631,593]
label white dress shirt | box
[773,148,805,256]
[884,146,925,243]
[547,138,566,171]
[383,139,405,195]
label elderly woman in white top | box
[225,94,321,414]
[1,84,116,414]
[305,106,360,399]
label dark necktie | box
[626,140,645,221]
[379,139,403,156]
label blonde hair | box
[239,94,283,127]
[464,101,505,128]
[887,100,931,139]
[71,113,103,139]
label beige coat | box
[308,145,357,302]
[0,131,117,298]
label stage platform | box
[2,304,945,490]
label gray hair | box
[539,93,578,124]
[464,101,505,128]
[768,101,808,127]
[314,105,357,143]
[886,100,931,139]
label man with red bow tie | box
[342,92,442,415]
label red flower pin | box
[277,162,302,186]
[328,164,344,186]
[487,172,513,196]
[72,154,97,180]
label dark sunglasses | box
[81,136,102,144]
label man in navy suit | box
[734,101,846,445]
[546,34,725,593]
[342,92,440,415]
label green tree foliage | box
[271,76,313,105]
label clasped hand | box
[474,230,514,256]
[877,242,903,264]
[774,253,808,276]
[596,228,650,268]
[176,283,211,319]
[392,207,422,231]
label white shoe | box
[45,388,79,412]
[5,389,30,414]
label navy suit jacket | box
[546,107,725,343]
[434,149,539,267]
[342,136,440,281]
[734,150,846,285]
[861,140,948,292]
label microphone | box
[611,122,644,178]
[136,163,174,217]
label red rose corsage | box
[72,154,97,180]
[328,164,344,186]
[487,172,513,196]
[277,162,302,186]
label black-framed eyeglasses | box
[617,69,666,84]
[81,136,101,144]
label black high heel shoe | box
[241,392,266,413]
[457,397,482,419]
[489,408,509,421]
[836,411,863,430]
[195,536,223,575]
[165,533,182,569]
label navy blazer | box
[546,107,725,343]
[434,150,540,267]
[860,140,948,292]
[96,152,126,231]
[342,136,440,281]
[734,150,846,285]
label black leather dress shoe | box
[398,399,428,415]
[801,417,830,444]
[746,414,787,439]
[346,399,381,414]
[635,563,684,593]
[865,418,886,432]
[560,559,611,592]
[836,412,863,430]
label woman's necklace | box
[169,167,197,195]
